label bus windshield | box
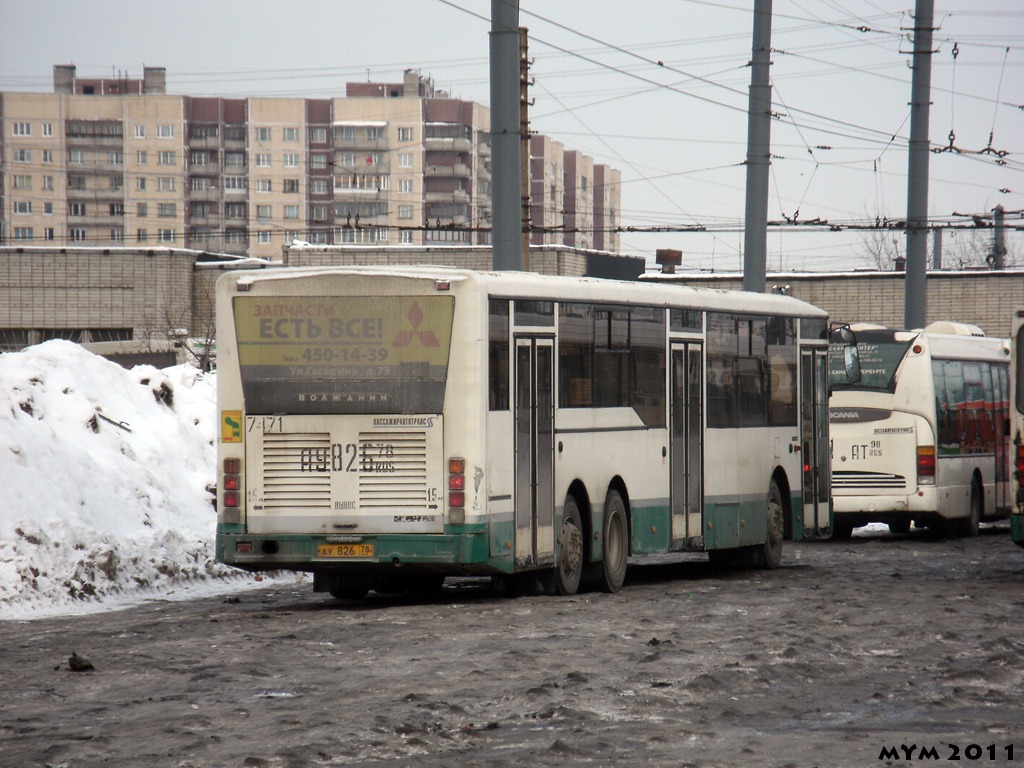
[828,329,911,392]
[232,294,455,415]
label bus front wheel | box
[555,497,584,595]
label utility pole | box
[742,0,773,294]
[490,0,522,270]
[904,0,935,329]
[519,27,532,271]
[992,204,1007,269]
[932,227,942,270]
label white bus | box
[215,267,832,598]
[828,322,1011,538]
[1011,310,1024,548]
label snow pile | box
[0,340,253,619]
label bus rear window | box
[232,294,455,415]
[828,330,910,392]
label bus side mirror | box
[830,324,862,384]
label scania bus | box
[215,266,833,598]
[829,322,1010,538]
[1010,310,1024,548]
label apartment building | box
[0,66,621,260]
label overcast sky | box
[2,0,1021,272]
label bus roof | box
[225,266,828,319]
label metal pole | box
[992,204,1006,270]
[490,0,522,270]
[904,0,935,329]
[742,0,773,294]
[932,227,942,270]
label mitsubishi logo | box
[391,302,439,348]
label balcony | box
[187,135,220,150]
[424,189,470,204]
[425,163,470,178]
[333,137,389,152]
[66,133,123,148]
[188,187,220,202]
[424,136,472,153]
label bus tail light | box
[223,458,241,508]
[449,457,465,523]
[916,445,936,485]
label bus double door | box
[801,347,830,535]
[670,343,703,547]
[514,337,555,566]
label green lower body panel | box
[1011,515,1024,548]
[630,504,671,554]
[704,495,768,550]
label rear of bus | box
[214,267,487,598]
[828,327,937,537]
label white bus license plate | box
[317,543,374,558]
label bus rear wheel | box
[599,490,628,593]
[755,479,784,569]
[555,497,584,595]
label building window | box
[108,150,124,165]
[256,179,271,193]
[283,179,299,193]
[256,127,271,142]
[70,202,86,216]
[309,178,328,195]
[135,124,146,139]
[225,202,245,218]
[283,127,298,142]
[191,177,212,191]
[257,230,272,244]
[44,228,55,241]
[399,229,413,244]
[336,126,356,141]
[14,201,32,214]
[310,154,327,169]
[366,153,383,166]
[158,203,176,217]
[225,176,247,191]
[256,204,272,220]
[283,153,299,168]
[136,177,147,191]
[310,204,327,221]
[398,127,413,142]
[256,152,271,167]
[284,205,299,219]
[42,150,53,163]
[110,228,124,242]
[13,227,34,240]
[13,175,32,190]
[137,229,148,242]
[137,150,148,164]
[225,151,245,167]
[158,229,176,242]
[366,126,383,141]
[42,176,54,191]
[68,175,86,190]
[42,123,53,137]
[13,122,31,136]
[398,205,413,220]
[310,127,327,144]
[109,203,125,216]
[137,203,148,217]
[398,178,414,194]
[158,151,176,165]
[226,228,247,244]
[110,176,123,191]
[44,203,54,215]
[158,177,175,191]
[14,149,32,163]
[157,124,174,138]
[398,153,413,168]
[190,150,209,166]
[69,228,87,241]
[339,152,356,166]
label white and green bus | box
[215,267,833,598]
[829,322,1011,538]
[1011,310,1024,548]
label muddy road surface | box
[3,526,1024,768]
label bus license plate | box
[317,543,374,558]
